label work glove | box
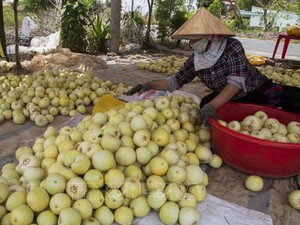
[124,83,150,96]
[198,104,217,127]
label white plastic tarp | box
[6,31,60,54]
[133,194,273,225]
[21,16,39,37]
[118,90,201,105]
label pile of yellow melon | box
[137,55,188,75]
[258,66,300,87]
[0,94,222,225]
[0,69,131,126]
[0,61,14,74]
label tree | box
[13,0,22,73]
[110,0,121,53]
[255,0,287,31]
[60,0,88,53]
[238,0,300,31]
[155,0,184,22]
[208,0,223,17]
[21,0,55,13]
[229,0,245,33]
[170,9,188,33]
[9,0,58,74]
[143,0,154,48]
[0,1,8,60]
[196,0,214,9]
[21,0,61,36]
[154,0,184,43]
[237,0,257,11]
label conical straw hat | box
[171,7,235,39]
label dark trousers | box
[200,80,300,114]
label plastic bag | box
[92,94,126,114]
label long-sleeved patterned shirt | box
[167,38,268,100]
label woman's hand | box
[124,79,170,96]
[124,83,150,95]
[198,104,217,126]
[198,84,240,126]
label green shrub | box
[87,15,110,54]
[157,20,170,45]
[170,9,188,33]
[60,0,88,53]
[208,0,223,18]
[134,11,146,28]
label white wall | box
[249,6,299,31]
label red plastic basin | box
[210,102,300,178]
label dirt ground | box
[1,51,300,225]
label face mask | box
[191,37,209,53]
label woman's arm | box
[208,83,240,109]
[147,55,197,91]
[147,79,170,91]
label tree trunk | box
[131,0,134,20]
[263,9,268,31]
[255,0,272,32]
[0,1,8,61]
[109,0,121,54]
[144,0,154,49]
[229,0,245,33]
[13,0,22,73]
